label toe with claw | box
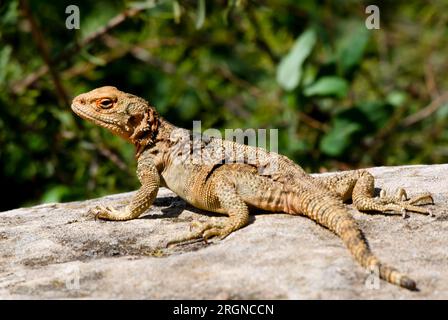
[167,219,233,248]
[376,189,434,217]
[88,205,131,221]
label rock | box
[0,164,447,299]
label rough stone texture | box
[0,164,447,299]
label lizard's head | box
[71,86,159,157]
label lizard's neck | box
[135,117,177,159]
[155,118,177,142]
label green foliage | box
[304,76,349,98]
[336,22,370,74]
[1,0,447,210]
[276,29,316,91]
[195,0,206,29]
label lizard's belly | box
[161,164,223,213]
[161,166,191,199]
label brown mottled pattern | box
[71,86,434,291]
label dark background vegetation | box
[1,0,447,210]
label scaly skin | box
[71,86,434,291]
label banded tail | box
[293,190,417,290]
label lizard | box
[71,86,434,291]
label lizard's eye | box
[98,98,113,109]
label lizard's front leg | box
[316,170,434,217]
[91,157,160,221]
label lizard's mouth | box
[71,103,129,138]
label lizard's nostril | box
[73,97,86,105]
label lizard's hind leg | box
[317,170,434,217]
[167,172,250,246]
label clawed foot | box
[377,188,434,218]
[167,219,233,248]
[89,205,131,221]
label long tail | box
[293,190,417,290]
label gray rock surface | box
[0,164,447,299]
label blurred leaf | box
[304,76,348,98]
[0,1,18,26]
[357,101,392,129]
[435,103,448,120]
[80,50,106,66]
[0,45,12,86]
[320,119,362,156]
[28,133,48,152]
[302,64,318,87]
[276,29,316,91]
[172,0,181,23]
[79,5,117,39]
[129,0,157,10]
[386,90,407,107]
[196,0,206,29]
[337,24,370,74]
[222,0,235,24]
[50,109,76,127]
[41,186,71,203]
